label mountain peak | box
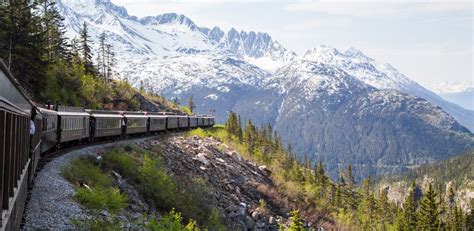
[344,47,365,57]
[139,13,198,30]
[302,45,340,63]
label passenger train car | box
[0,60,215,231]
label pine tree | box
[225,111,238,136]
[187,95,195,114]
[0,0,48,99]
[286,210,306,231]
[346,164,356,188]
[378,189,393,227]
[79,21,93,74]
[357,177,377,229]
[97,32,106,79]
[236,115,243,141]
[38,0,68,62]
[400,182,418,230]
[417,183,440,230]
[105,43,115,82]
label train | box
[37,105,214,153]
[0,60,215,230]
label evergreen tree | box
[79,21,93,74]
[97,32,106,79]
[346,164,356,188]
[105,43,115,82]
[38,0,68,62]
[187,95,195,114]
[417,183,440,230]
[400,182,418,230]
[357,177,377,229]
[286,210,306,231]
[0,0,48,99]
[225,111,238,136]
[236,115,243,141]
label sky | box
[111,0,473,89]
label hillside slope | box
[379,151,474,211]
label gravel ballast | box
[22,138,148,230]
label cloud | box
[283,1,472,17]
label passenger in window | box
[30,108,36,136]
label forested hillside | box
[212,112,474,230]
[0,0,179,111]
[383,151,473,189]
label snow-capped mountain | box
[301,45,474,132]
[264,59,472,179]
[56,0,474,180]
[56,0,294,71]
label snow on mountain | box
[301,45,474,132]
[266,59,473,179]
[56,0,294,71]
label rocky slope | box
[24,135,332,230]
[378,151,474,212]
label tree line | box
[0,0,123,108]
[224,111,474,230]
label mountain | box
[264,59,473,180]
[302,45,474,132]
[56,0,474,180]
[56,0,295,71]
[440,88,474,111]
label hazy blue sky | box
[111,0,473,88]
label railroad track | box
[20,130,191,229]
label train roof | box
[57,111,90,116]
[123,114,147,118]
[122,111,146,115]
[85,109,122,115]
[90,114,123,118]
[38,107,59,115]
[0,59,35,113]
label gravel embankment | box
[22,138,149,230]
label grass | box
[61,157,112,188]
[74,187,127,214]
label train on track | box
[0,60,214,230]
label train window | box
[128,118,146,128]
[97,118,121,129]
[152,118,165,125]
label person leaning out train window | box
[30,108,37,136]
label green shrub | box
[146,209,199,231]
[74,187,127,214]
[206,208,226,231]
[175,178,213,222]
[103,149,137,179]
[137,156,177,211]
[187,128,208,138]
[123,144,133,152]
[285,210,306,231]
[61,157,111,188]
